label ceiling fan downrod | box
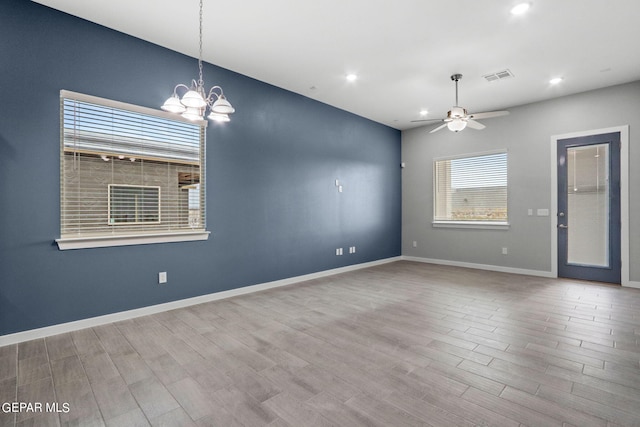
[451,73,462,106]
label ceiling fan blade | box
[466,119,486,130]
[410,118,445,123]
[429,123,449,133]
[467,110,509,120]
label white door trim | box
[550,125,629,286]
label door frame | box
[550,125,630,286]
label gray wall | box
[402,81,639,281]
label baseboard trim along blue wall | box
[0,257,402,346]
[0,0,401,336]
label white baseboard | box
[402,256,640,289]
[624,280,640,289]
[401,256,556,278]
[0,256,402,347]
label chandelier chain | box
[198,0,204,88]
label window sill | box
[432,221,510,230]
[56,230,210,250]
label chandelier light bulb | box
[161,95,187,113]
[211,95,235,114]
[208,112,230,122]
[181,107,204,122]
[181,89,207,109]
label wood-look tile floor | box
[2,261,640,426]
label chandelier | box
[161,0,235,122]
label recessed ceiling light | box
[346,74,358,82]
[419,110,428,116]
[510,2,530,15]
[549,77,563,85]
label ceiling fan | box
[412,74,509,133]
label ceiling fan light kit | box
[411,73,509,133]
[447,118,467,132]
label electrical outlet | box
[349,246,356,254]
[158,272,167,284]
[412,241,417,248]
[502,247,508,255]
[336,248,343,256]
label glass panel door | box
[566,144,609,267]
[557,132,621,284]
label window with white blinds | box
[434,151,508,225]
[58,90,208,249]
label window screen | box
[434,151,508,223]
[60,90,206,238]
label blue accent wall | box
[0,0,401,335]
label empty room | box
[1,0,639,426]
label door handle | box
[558,224,568,229]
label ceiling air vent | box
[483,69,514,82]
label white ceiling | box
[33,0,640,130]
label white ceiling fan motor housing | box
[449,106,467,119]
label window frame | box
[55,90,210,250]
[432,149,510,230]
